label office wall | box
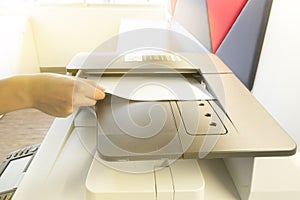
[0,4,165,68]
[252,0,300,148]
[0,16,39,77]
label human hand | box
[30,73,105,117]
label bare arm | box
[0,73,105,117]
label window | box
[86,0,167,4]
[0,0,167,4]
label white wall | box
[0,4,165,68]
[0,16,39,78]
[252,0,300,148]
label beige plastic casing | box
[85,156,204,200]
[11,53,300,200]
[12,112,241,200]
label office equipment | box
[9,1,300,198]
[69,51,296,160]
[0,144,40,200]
[0,0,298,199]
[10,51,300,200]
[8,0,300,199]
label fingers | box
[30,74,105,118]
[92,87,106,100]
[73,96,97,108]
[74,78,106,101]
[82,78,106,92]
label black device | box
[0,144,40,200]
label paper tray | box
[88,74,214,101]
[95,94,227,161]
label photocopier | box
[7,29,300,200]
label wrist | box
[26,74,43,109]
[19,75,35,109]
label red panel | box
[207,0,248,53]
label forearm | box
[0,73,105,117]
[0,75,33,114]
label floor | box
[0,109,55,162]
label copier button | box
[30,146,38,152]
[18,150,24,156]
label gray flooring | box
[0,109,54,162]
